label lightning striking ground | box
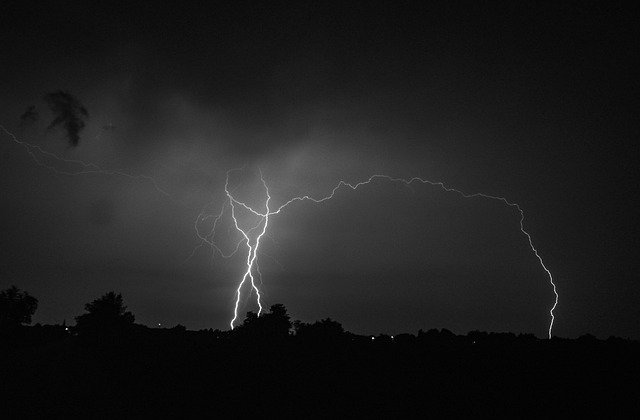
[209,171,558,338]
[3,124,558,337]
[226,169,271,328]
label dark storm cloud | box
[19,105,38,127]
[44,91,88,147]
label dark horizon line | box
[21,320,637,343]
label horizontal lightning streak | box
[4,123,558,337]
[0,124,169,196]
[221,173,559,338]
[272,175,558,338]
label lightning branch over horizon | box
[2,123,558,338]
[206,170,559,338]
[0,124,169,196]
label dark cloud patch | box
[43,91,89,147]
[19,105,38,127]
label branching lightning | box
[0,124,169,196]
[3,123,558,338]
[203,171,559,338]
[225,168,271,328]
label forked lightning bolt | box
[212,170,558,338]
[2,124,558,337]
[225,169,271,327]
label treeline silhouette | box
[1,287,638,417]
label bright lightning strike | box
[226,168,271,328]
[2,123,558,338]
[204,170,558,338]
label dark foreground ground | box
[2,326,639,418]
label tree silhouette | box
[264,303,292,338]
[0,285,38,331]
[75,292,134,336]
[237,303,292,339]
[294,317,345,343]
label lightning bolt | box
[225,168,271,328]
[215,171,558,338]
[3,123,558,337]
[0,124,169,196]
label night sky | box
[0,1,637,338]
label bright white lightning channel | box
[1,125,558,338]
[206,170,558,338]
